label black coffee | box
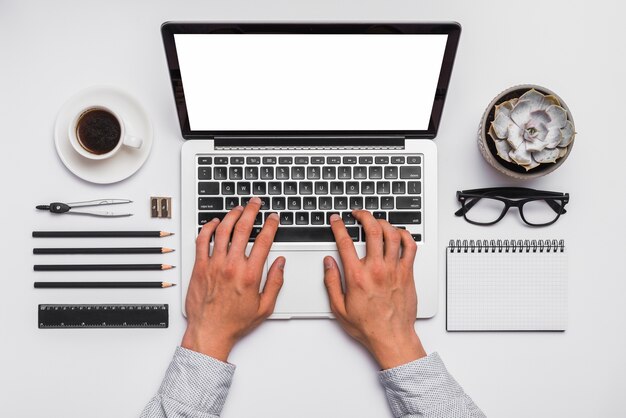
[76,109,121,155]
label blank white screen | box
[175,34,448,131]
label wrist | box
[370,331,427,370]
[181,326,235,362]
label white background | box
[176,34,447,131]
[1,1,625,417]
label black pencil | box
[34,281,176,289]
[32,231,174,238]
[34,264,175,271]
[33,247,175,255]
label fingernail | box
[211,217,220,223]
[250,197,261,204]
[324,257,333,270]
[234,205,244,211]
[330,214,341,222]
[268,212,279,221]
[278,257,285,270]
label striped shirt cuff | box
[158,346,236,415]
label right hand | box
[323,210,427,369]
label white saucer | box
[54,86,153,184]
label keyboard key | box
[198,156,212,165]
[198,182,219,195]
[411,233,422,242]
[408,181,422,194]
[392,181,406,194]
[198,197,223,210]
[389,211,421,224]
[268,182,282,195]
[253,182,266,195]
[295,212,309,225]
[214,157,228,165]
[365,196,379,209]
[264,212,277,222]
[229,167,243,180]
[361,182,375,194]
[384,166,398,179]
[214,167,227,180]
[375,156,389,164]
[260,167,274,180]
[407,156,421,164]
[400,166,421,179]
[299,182,313,195]
[358,156,373,164]
[279,156,293,165]
[397,196,421,209]
[319,196,333,210]
[276,167,289,180]
[280,212,294,225]
[262,156,277,164]
[311,212,325,225]
[323,166,336,179]
[377,181,390,194]
[254,213,262,225]
[307,166,321,179]
[246,156,260,165]
[354,166,367,179]
[198,167,211,180]
[199,212,228,225]
[245,167,258,180]
[288,197,301,210]
[373,211,386,220]
[225,197,239,209]
[231,157,244,165]
[381,197,394,209]
[334,196,348,210]
[272,197,286,210]
[237,182,251,195]
[342,156,357,164]
[311,156,325,164]
[391,156,405,164]
[342,212,356,225]
[284,182,298,195]
[303,197,317,210]
[327,156,341,164]
[291,166,305,180]
[326,211,340,224]
[346,182,359,194]
[259,197,270,210]
[315,182,329,195]
[241,197,251,206]
[350,197,363,210]
[330,182,344,195]
[338,166,352,179]
[249,226,359,242]
[369,166,383,179]
[295,156,309,165]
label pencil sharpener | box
[151,197,172,218]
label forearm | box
[379,353,485,418]
[140,347,235,418]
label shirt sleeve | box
[378,352,486,418]
[140,346,236,418]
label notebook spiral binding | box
[448,239,565,253]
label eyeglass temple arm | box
[454,197,480,216]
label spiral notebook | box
[446,239,568,331]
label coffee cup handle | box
[123,135,143,149]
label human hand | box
[181,197,285,362]
[324,210,426,369]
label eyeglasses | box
[455,187,569,227]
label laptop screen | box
[174,34,448,132]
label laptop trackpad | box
[264,250,345,317]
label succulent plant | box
[488,89,575,171]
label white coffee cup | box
[69,106,143,160]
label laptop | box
[161,22,461,319]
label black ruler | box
[38,304,168,329]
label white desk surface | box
[1,1,625,416]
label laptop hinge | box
[213,135,405,150]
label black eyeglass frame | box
[455,187,569,227]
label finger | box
[323,256,347,318]
[399,229,418,269]
[258,256,286,317]
[329,214,359,267]
[213,206,244,257]
[379,220,402,262]
[352,210,384,259]
[229,197,262,255]
[249,212,280,268]
[196,218,220,262]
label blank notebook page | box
[446,241,568,331]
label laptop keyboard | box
[196,154,423,242]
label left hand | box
[181,197,285,361]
